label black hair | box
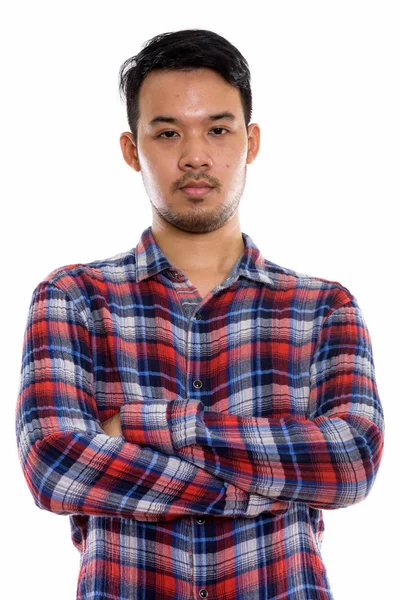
[118,29,252,145]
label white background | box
[2,1,398,599]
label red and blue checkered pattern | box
[15,225,385,599]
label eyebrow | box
[148,111,237,127]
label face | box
[120,67,260,234]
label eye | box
[210,127,229,136]
[157,127,229,139]
[158,131,179,139]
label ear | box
[246,123,260,165]
[119,132,140,172]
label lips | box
[180,186,213,197]
[180,183,213,189]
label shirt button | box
[193,380,203,389]
[194,313,202,321]
[196,517,205,524]
[199,590,208,598]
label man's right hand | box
[101,412,123,436]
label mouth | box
[180,186,214,197]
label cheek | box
[149,154,174,179]
[224,148,247,174]
[224,145,247,168]
[140,154,167,184]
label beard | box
[150,195,240,234]
[149,171,246,235]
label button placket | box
[187,282,208,600]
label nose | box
[178,138,213,172]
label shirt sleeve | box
[15,281,268,522]
[124,295,385,510]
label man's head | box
[119,29,260,234]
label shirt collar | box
[134,226,273,287]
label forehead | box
[138,68,242,122]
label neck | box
[150,215,245,276]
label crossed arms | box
[15,281,385,522]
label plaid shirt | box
[15,225,385,600]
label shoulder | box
[31,246,136,315]
[263,256,355,315]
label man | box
[15,28,385,600]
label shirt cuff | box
[120,398,174,454]
[168,398,204,449]
[120,398,204,453]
